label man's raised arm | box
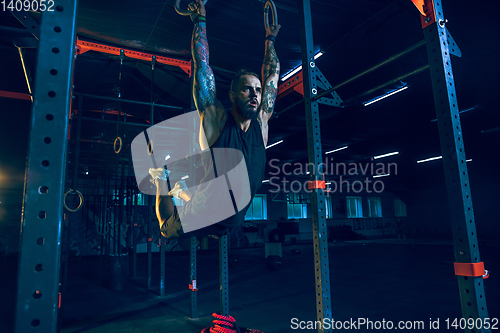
[190,0,225,148]
[260,24,281,124]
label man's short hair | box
[230,69,260,93]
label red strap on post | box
[189,280,198,291]
[307,180,325,190]
[454,262,489,279]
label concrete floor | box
[2,239,499,332]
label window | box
[245,194,267,220]
[367,197,382,217]
[325,196,332,219]
[287,192,308,219]
[347,196,363,218]
[394,198,407,217]
[129,192,182,206]
[132,193,144,205]
[287,201,307,219]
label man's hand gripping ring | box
[264,0,278,36]
[174,0,208,16]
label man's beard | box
[236,98,259,120]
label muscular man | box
[150,0,280,239]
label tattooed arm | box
[259,24,281,146]
[190,0,226,150]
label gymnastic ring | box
[264,0,278,36]
[95,221,109,236]
[174,0,208,16]
[114,136,122,154]
[63,189,84,212]
[147,140,153,155]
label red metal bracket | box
[411,0,436,29]
[454,262,489,279]
[76,38,192,76]
[277,72,304,100]
[307,180,325,190]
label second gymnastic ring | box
[264,0,278,36]
[63,189,84,212]
[114,137,122,154]
[147,140,153,155]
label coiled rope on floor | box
[201,313,264,333]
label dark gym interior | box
[0,0,499,332]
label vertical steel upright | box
[189,236,197,318]
[189,60,198,319]
[147,91,155,290]
[219,234,229,316]
[298,1,333,332]
[15,1,79,332]
[132,190,138,278]
[421,1,490,331]
[147,194,152,289]
[160,240,166,296]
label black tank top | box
[209,112,266,226]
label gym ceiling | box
[0,0,498,195]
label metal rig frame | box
[298,1,333,331]
[14,1,490,332]
[15,1,78,332]
[420,0,490,331]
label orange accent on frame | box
[307,181,325,190]
[277,72,304,100]
[454,262,487,279]
[410,0,426,16]
[189,280,198,291]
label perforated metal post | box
[190,236,197,318]
[126,163,133,276]
[422,1,489,331]
[298,0,333,332]
[147,195,152,289]
[14,1,78,332]
[132,192,138,278]
[119,162,125,255]
[160,240,166,296]
[189,60,198,319]
[219,234,229,316]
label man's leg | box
[157,178,229,239]
[155,179,175,228]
